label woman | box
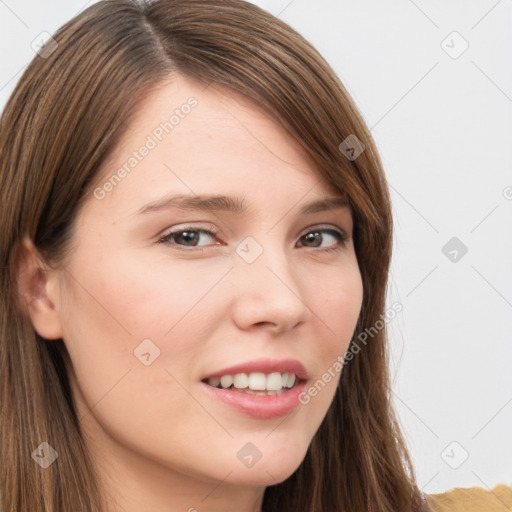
[1,0,504,511]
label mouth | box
[202,371,302,396]
[200,362,308,419]
[199,358,309,419]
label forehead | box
[107,74,320,169]
[84,73,341,219]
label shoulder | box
[426,483,512,512]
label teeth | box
[240,388,287,396]
[265,372,282,391]
[286,373,296,388]
[206,371,298,391]
[220,375,233,389]
[233,373,249,389]
[209,376,221,388]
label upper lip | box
[201,358,308,381]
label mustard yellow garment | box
[427,483,512,511]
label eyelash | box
[158,225,348,253]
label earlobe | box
[16,237,64,340]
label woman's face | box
[45,74,363,501]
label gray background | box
[1,0,510,494]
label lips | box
[199,358,309,419]
[201,358,309,381]
[201,378,307,419]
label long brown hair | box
[0,1,427,510]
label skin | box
[21,74,363,512]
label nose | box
[230,239,311,334]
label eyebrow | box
[137,194,350,216]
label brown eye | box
[298,228,347,252]
[159,227,218,249]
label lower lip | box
[201,381,307,419]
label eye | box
[297,227,348,253]
[158,226,218,250]
[158,225,348,252]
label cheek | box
[318,264,363,347]
[57,251,217,455]
[303,265,363,406]
[57,250,216,399]
[62,246,222,340]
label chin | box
[225,452,305,487]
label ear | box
[16,236,64,340]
